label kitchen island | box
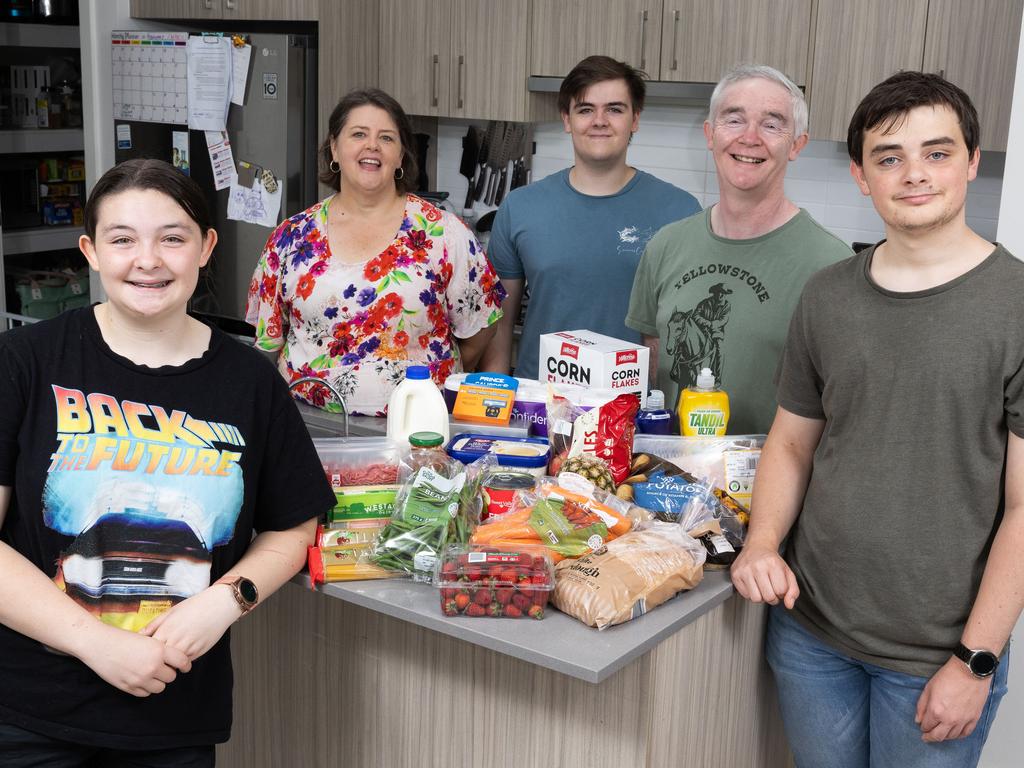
[216,405,791,768]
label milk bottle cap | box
[405,365,430,380]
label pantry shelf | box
[0,128,84,154]
[0,21,80,48]
[2,225,83,256]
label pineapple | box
[559,455,616,493]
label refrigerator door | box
[113,32,317,321]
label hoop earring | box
[394,167,405,181]
[329,160,340,173]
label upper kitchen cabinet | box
[379,0,544,121]
[658,0,812,85]
[130,0,317,21]
[807,0,929,142]
[529,0,662,78]
[318,0,379,141]
[922,0,1024,151]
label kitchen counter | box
[218,569,790,768]
[317,570,734,684]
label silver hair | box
[708,64,808,138]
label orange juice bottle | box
[678,368,730,436]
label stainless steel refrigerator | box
[112,31,317,329]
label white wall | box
[979,8,1024,768]
[435,105,1005,248]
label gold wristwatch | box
[218,576,259,614]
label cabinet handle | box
[431,54,439,107]
[203,0,214,9]
[670,9,680,71]
[457,55,465,110]
[638,10,648,70]
[224,0,235,9]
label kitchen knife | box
[459,125,479,214]
[487,122,513,206]
[473,121,497,204]
[494,124,520,206]
[484,122,506,205]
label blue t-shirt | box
[488,168,701,378]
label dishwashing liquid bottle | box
[678,368,730,437]
[386,365,450,444]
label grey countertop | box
[305,570,734,684]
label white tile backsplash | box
[433,104,1004,246]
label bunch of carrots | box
[470,483,633,564]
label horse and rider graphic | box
[666,283,733,393]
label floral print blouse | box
[246,195,505,416]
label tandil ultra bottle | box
[678,368,730,437]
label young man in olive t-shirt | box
[731,72,1024,768]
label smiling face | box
[561,78,640,167]
[331,104,404,194]
[704,77,806,198]
[850,104,979,234]
[79,188,216,323]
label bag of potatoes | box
[551,522,706,629]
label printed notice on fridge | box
[171,131,190,175]
[230,44,251,106]
[111,31,189,125]
[227,173,281,228]
[205,131,237,190]
[187,35,232,131]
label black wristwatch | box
[953,642,999,679]
[218,576,259,614]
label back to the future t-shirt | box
[0,308,334,749]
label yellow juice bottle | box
[678,367,730,436]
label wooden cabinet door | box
[378,0,450,117]
[224,0,318,20]
[659,0,812,85]
[453,0,529,121]
[922,0,1024,151]
[318,0,379,151]
[529,0,663,78]
[807,0,928,141]
[130,0,217,18]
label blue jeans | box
[766,605,1009,768]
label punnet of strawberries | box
[434,546,554,619]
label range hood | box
[527,76,715,103]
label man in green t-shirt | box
[626,64,850,434]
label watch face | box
[239,578,258,605]
[970,651,998,677]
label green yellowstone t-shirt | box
[626,208,850,434]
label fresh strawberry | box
[497,568,518,585]
[465,603,486,617]
[494,587,514,605]
[455,592,471,611]
[530,572,548,585]
[528,604,544,620]
[442,598,459,616]
[466,566,483,581]
[488,602,504,618]
[441,561,458,577]
[504,604,523,618]
[515,568,531,583]
[511,593,531,611]
[473,589,492,606]
[441,587,456,600]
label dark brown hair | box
[318,88,418,194]
[557,55,647,115]
[847,71,980,166]
[84,158,213,240]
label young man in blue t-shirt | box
[480,55,701,378]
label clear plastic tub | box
[434,545,555,619]
[313,436,404,488]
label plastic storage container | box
[445,433,550,476]
[434,545,554,619]
[387,365,450,443]
[313,436,403,488]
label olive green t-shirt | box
[626,208,850,434]
[777,244,1024,677]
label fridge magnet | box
[172,131,190,175]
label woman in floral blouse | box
[246,89,506,415]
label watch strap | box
[954,642,999,678]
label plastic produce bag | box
[546,387,639,484]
